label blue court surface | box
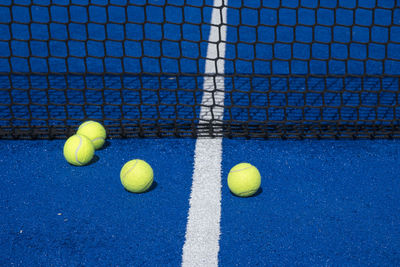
[1,0,400,266]
[1,139,400,265]
[1,139,196,266]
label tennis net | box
[1,0,399,139]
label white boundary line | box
[182,1,227,266]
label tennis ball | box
[76,121,106,150]
[227,163,261,197]
[63,134,95,166]
[120,159,154,193]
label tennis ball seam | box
[75,135,84,165]
[122,160,138,180]
[78,120,94,130]
[141,177,153,192]
[237,189,258,196]
[91,136,105,142]
[230,165,252,173]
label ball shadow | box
[87,155,100,166]
[145,181,158,193]
[252,187,263,197]
[97,140,111,151]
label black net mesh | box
[1,0,399,139]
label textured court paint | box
[182,138,223,267]
[219,140,400,266]
[0,139,195,266]
[182,0,227,266]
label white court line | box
[181,1,227,267]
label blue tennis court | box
[1,0,400,266]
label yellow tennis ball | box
[76,121,106,150]
[63,134,95,166]
[227,163,261,197]
[120,159,154,193]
